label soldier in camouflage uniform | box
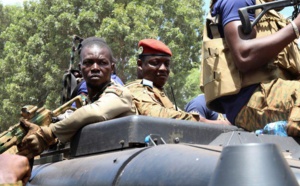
[0,154,30,185]
[201,0,300,136]
[126,39,201,121]
[17,37,136,159]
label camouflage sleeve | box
[134,100,199,121]
[0,182,23,186]
[129,85,199,121]
[49,86,135,143]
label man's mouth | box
[89,75,101,79]
[157,73,168,78]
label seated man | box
[185,94,231,125]
[126,39,200,121]
[17,37,136,159]
[70,66,124,108]
[201,0,300,136]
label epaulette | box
[105,86,123,97]
[125,79,142,87]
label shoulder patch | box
[105,86,123,97]
[125,79,143,88]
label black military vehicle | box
[28,1,300,185]
[28,115,300,186]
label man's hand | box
[17,119,57,159]
[0,154,31,185]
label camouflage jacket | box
[126,79,199,121]
[50,82,136,143]
[0,181,22,186]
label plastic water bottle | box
[255,121,288,137]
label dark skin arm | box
[224,15,300,73]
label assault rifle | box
[61,35,83,104]
[239,0,300,34]
[0,95,84,153]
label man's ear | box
[137,59,143,69]
[111,62,115,74]
[137,59,143,79]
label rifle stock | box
[0,95,84,153]
[238,0,300,34]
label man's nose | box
[159,63,168,71]
[91,62,100,70]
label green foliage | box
[0,0,204,131]
[182,67,202,103]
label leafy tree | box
[181,67,202,105]
[0,0,204,131]
[0,4,24,130]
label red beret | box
[138,39,172,56]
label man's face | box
[139,55,171,89]
[80,45,114,88]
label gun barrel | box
[0,124,27,153]
[0,95,83,154]
[52,95,84,117]
[239,0,300,34]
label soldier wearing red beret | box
[126,39,200,121]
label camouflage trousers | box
[235,78,300,137]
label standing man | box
[126,39,200,121]
[201,0,300,136]
[17,37,136,159]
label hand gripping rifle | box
[0,95,84,154]
[239,0,300,34]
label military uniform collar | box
[89,81,112,103]
[141,79,153,89]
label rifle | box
[238,0,300,34]
[61,35,83,104]
[0,95,84,154]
